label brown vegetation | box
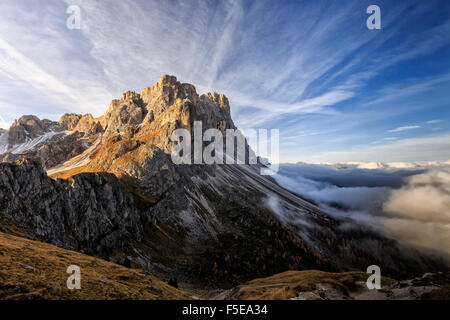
[0,232,193,300]
[220,270,396,300]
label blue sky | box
[0,0,449,163]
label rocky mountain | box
[8,115,60,145]
[0,75,447,288]
[0,114,88,168]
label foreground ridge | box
[0,231,192,300]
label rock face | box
[1,112,100,169]
[59,113,82,131]
[1,132,89,169]
[0,75,447,288]
[0,158,144,251]
[8,115,61,145]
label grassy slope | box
[214,270,449,300]
[214,270,396,300]
[0,232,193,300]
[1,230,447,300]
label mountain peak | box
[158,74,178,85]
[0,75,235,170]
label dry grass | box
[137,127,162,143]
[49,125,163,180]
[0,232,194,300]
[225,270,396,300]
[49,166,98,180]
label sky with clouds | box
[0,0,449,163]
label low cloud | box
[274,162,450,256]
[277,162,423,189]
[381,169,450,253]
[384,169,450,224]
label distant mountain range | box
[312,161,450,170]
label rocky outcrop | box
[8,115,61,145]
[1,132,89,169]
[59,113,104,135]
[72,114,103,135]
[59,113,83,130]
[2,113,100,169]
[0,159,144,253]
[102,93,145,138]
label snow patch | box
[0,131,9,154]
[9,131,61,154]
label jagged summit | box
[49,75,238,180]
[101,74,233,136]
[1,75,235,171]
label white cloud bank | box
[274,162,450,256]
[382,169,450,253]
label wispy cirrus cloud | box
[367,73,450,107]
[298,134,450,163]
[0,37,80,104]
[427,120,443,124]
[388,125,421,133]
